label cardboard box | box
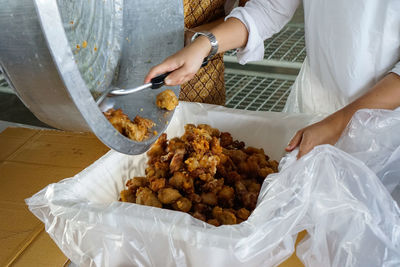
[0,127,109,267]
[0,127,304,267]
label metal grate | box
[225,25,305,63]
[225,72,294,112]
[224,23,304,111]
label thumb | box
[285,130,303,152]
[144,60,182,84]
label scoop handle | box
[150,58,209,89]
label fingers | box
[297,136,314,159]
[144,58,182,84]
[144,54,201,86]
[287,117,344,159]
[285,130,303,152]
[145,38,208,85]
[285,129,315,159]
[164,65,197,86]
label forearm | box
[189,18,225,32]
[286,73,400,158]
[185,18,225,46]
[332,73,400,130]
[211,18,248,52]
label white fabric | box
[393,61,400,77]
[227,0,400,114]
[226,0,300,64]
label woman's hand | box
[286,73,400,159]
[144,36,211,86]
[285,111,347,159]
[145,18,249,86]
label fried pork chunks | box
[120,124,279,226]
[104,108,155,142]
[156,89,179,111]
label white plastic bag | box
[336,109,400,204]
[26,102,400,267]
[279,145,400,267]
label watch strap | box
[191,31,219,61]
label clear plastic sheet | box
[26,102,400,267]
[336,109,400,204]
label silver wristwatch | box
[191,31,219,61]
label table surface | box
[0,127,109,266]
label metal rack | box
[224,24,305,112]
[225,70,295,112]
[264,25,305,63]
[225,25,306,64]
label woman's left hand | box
[286,73,400,159]
[285,111,347,159]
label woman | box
[146,0,400,158]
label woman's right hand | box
[144,36,211,86]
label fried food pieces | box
[120,124,279,226]
[104,108,155,142]
[104,89,178,141]
[156,89,179,111]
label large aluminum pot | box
[0,0,183,154]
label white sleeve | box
[391,61,400,77]
[226,0,301,64]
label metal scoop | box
[0,0,185,155]
[109,58,209,96]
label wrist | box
[184,30,194,46]
[191,35,213,58]
[331,108,352,131]
[191,31,218,61]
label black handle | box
[201,57,209,67]
[150,58,210,89]
[150,72,172,89]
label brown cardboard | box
[0,127,109,267]
[11,231,70,267]
[279,231,306,267]
[0,128,37,162]
[0,127,304,267]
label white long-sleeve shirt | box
[227,0,400,114]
